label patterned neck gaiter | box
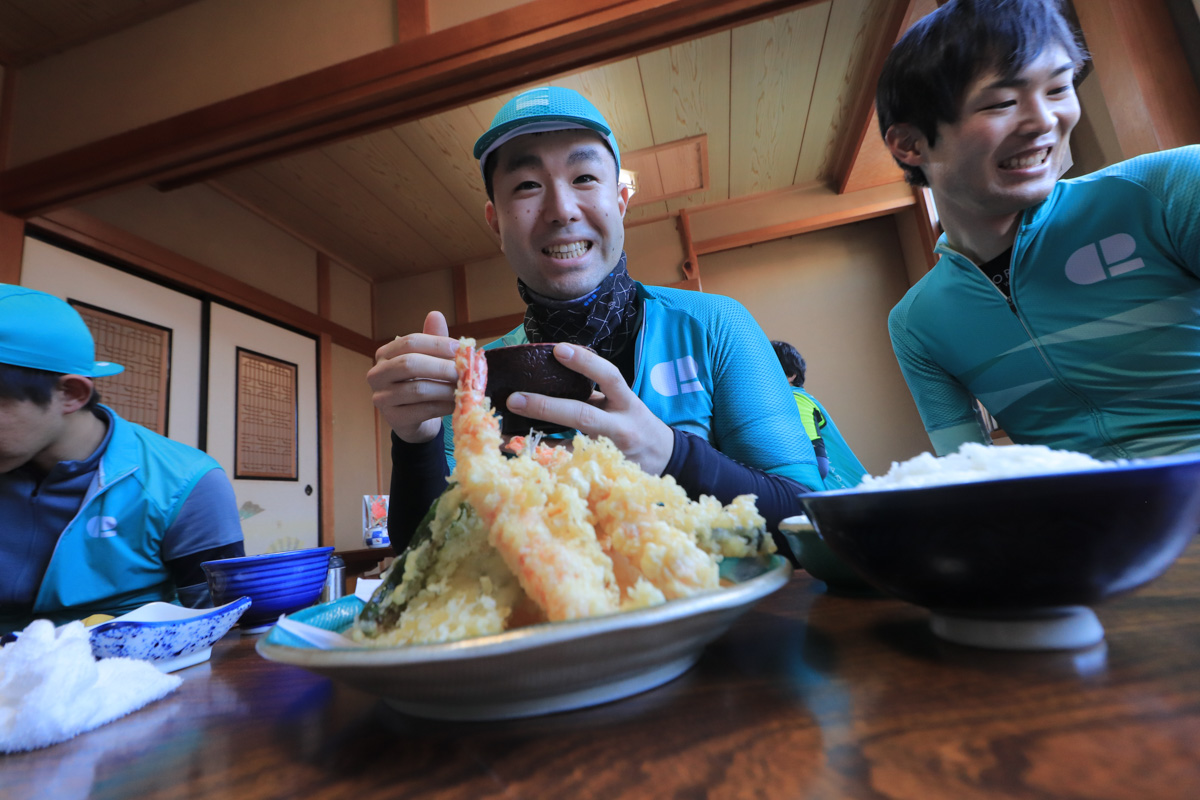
[518,253,641,361]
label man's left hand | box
[504,343,674,475]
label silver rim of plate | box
[254,556,791,720]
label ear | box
[884,123,927,167]
[56,375,95,414]
[484,200,500,237]
[616,182,632,219]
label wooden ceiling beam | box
[1072,0,1200,158]
[831,0,931,195]
[693,188,913,256]
[0,0,817,218]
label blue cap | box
[474,86,620,179]
[0,285,124,377]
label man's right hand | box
[367,311,460,444]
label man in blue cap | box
[0,285,244,634]
[369,86,821,559]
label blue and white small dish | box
[88,596,251,672]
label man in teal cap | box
[369,86,821,561]
[0,285,244,634]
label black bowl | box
[779,515,880,595]
[484,344,594,436]
[798,454,1200,631]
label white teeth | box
[543,241,590,259]
[1000,149,1049,169]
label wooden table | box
[6,539,1200,800]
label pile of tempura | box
[352,339,774,646]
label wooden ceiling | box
[204,0,906,282]
[0,0,198,67]
[3,0,913,285]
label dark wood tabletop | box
[5,538,1200,800]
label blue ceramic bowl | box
[799,454,1200,648]
[89,597,251,672]
[203,547,334,633]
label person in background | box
[878,0,1200,459]
[771,340,868,489]
[0,285,244,635]
[368,86,820,561]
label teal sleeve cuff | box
[928,421,990,456]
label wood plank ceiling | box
[2,0,907,285]
[206,0,905,283]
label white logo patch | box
[650,356,705,397]
[86,516,119,538]
[1065,233,1146,285]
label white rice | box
[857,442,1119,490]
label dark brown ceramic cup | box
[483,343,595,435]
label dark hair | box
[483,132,621,202]
[876,0,1086,187]
[0,362,101,410]
[771,340,806,388]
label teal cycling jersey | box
[445,281,823,490]
[890,146,1200,459]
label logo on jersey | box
[1065,233,1145,285]
[650,356,705,397]
[87,516,119,538]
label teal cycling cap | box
[0,285,124,377]
[474,86,620,179]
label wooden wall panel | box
[318,331,335,548]
[251,153,445,273]
[728,3,827,196]
[211,170,396,280]
[794,0,888,182]
[639,31,733,212]
[0,0,196,67]
[0,212,23,284]
[0,66,14,169]
[0,0,816,216]
[1074,0,1200,157]
[324,129,496,263]
[840,107,905,193]
[393,107,495,236]
[557,60,658,152]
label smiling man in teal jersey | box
[369,86,820,561]
[878,0,1200,459]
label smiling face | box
[484,129,630,300]
[889,45,1081,242]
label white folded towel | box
[0,619,182,753]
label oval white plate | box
[257,556,791,720]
